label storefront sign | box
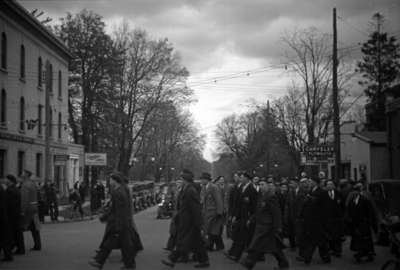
[301,144,335,164]
[54,154,68,165]
[85,153,107,166]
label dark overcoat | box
[231,183,258,244]
[325,189,345,240]
[347,194,377,253]
[175,182,203,252]
[299,187,328,245]
[0,186,12,248]
[6,184,21,244]
[20,179,41,231]
[101,184,143,254]
[248,193,284,254]
[202,183,224,236]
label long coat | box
[299,187,328,245]
[202,183,224,235]
[325,189,345,240]
[232,183,258,244]
[0,186,12,248]
[175,182,203,252]
[248,192,284,254]
[101,184,143,254]
[347,194,377,253]
[20,179,41,231]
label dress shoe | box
[194,261,210,268]
[1,257,13,262]
[322,258,331,264]
[14,250,25,255]
[88,260,103,269]
[224,252,239,262]
[161,259,175,267]
[120,266,135,270]
[30,247,41,251]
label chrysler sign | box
[85,153,107,166]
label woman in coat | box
[89,172,143,270]
[347,182,377,262]
[241,179,289,270]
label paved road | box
[0,206,393,270]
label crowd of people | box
[0,170,42,264]
[161,169,381,269]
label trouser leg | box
[121,245,136,268]
[272,249,289,268]
[318,241,331,261]
[243,251,259,270]
[29,221,41,250]
[215,234,225,250]
[302,242,316,263]
[95,247,112,265]
[15,228,25,253]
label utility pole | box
[44,61,51,182]
[332,8,341,182]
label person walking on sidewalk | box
[162,169,210,268]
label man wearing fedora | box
[162,169,210,268]
[200,172,224,251]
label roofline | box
[353,132,387,146]
[1,0,73,60]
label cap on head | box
[110,172,125,184]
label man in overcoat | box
[162,169,210,268]
[325,180,345,257]
[19,170,41,251]
[226,172,258,261]
[241,179,289,269]
[297,178,331,265]
[200,172,224,251]
[0,179,13,261]
[89,172,143,270]
[347,182,378,262]
[226,172,241,239]
[284,179,302,250]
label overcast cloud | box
[19,0,400,161]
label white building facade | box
[0,0,84,196]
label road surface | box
[0,206,392,270]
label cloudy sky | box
[19,0,400,161]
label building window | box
[49,63,53,93]
[36,153,42,177]
[49,108,53,137]
[58,70,62,98]
[38,57,42,87]
[20,97,25,131]
[17,151,25,176]
[20,45,25,79]
[38,104,43,135]
[1,32,6,69]
[0,89,6,126]
[58,112,62,139]
[0,149,5,178]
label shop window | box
[58,112,62,139]
[49,108,53,137]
